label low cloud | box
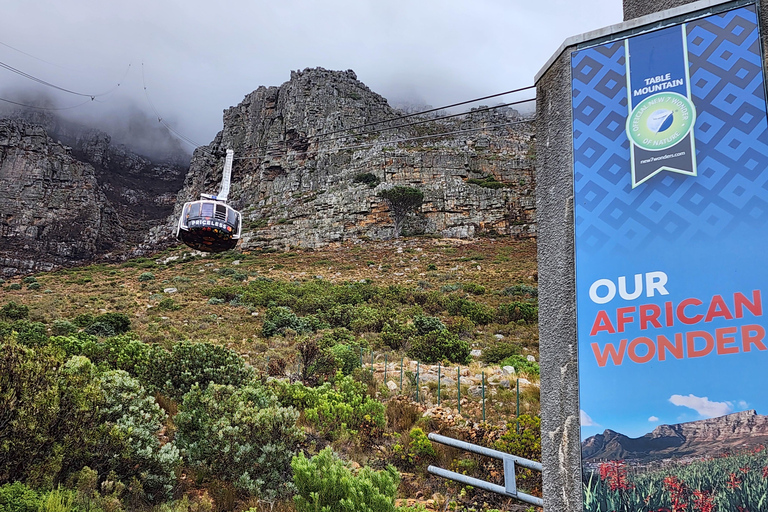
[648,416,659,422]
[580,410,600,427]
[669,394,733,419]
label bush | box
[481,341,522,364]
[391,427,436,470]
[22,277,37,284]
[0,301,29,321]
[502,284,538,299]
[72,313,95,328]
[84,322,115,337]
[407,330,470,364]
[7,284,21,291]
[207,297,225,305]
[380,321,416,350]
[138,272,155,282]
[412,315,445,335]
[499,354,540,376]
[353,172,381,188]
[292,447,399,512]
[98,370,181,502]
[262,306,326,337]
[92,313,131,335]
[12,320,48,346]
[497,301,538,324]
[0,482,40,512]
[158,341,254,399]
[26,282,40,291]
[445,297,496,325]
[51,320,78,336]
[176,382,303,498]
[157,297,181,311]
[462,283,486,295]
[493,415,542,494]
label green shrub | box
[481,341,522,364]
[462,283,486,295]
[12,320,48,346]
[493,415,542,494]
[407,330,470,364]
[279,374,386,442]
[7,284,21,291]
[22,276,37,284]
[0,482,41,512]
[0,301,29,321]
[262,306,326,337]
[292,447,399,512]
[497,301,538,324]
[49,332,99,359]
[329,343,363,376]
[353,172,381,188]
[380,321,416,350]
[426,263,437,271]
[26,282,41,291]
[445,297,496,325]
[500,354,540,376]
[92,313,131,334]
[176,382,303,498]
[98,370,181,502]
[84,322,115,338]
[72,313,95,328]
[138,272,155,282]
[157,297,181,311]
[412,315,445,335]
[502,284,538,298]
[51,320,78,336]
[158,341,254,399]
[207,297,225,305]
[391,427,436,469]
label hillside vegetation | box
[0,237,541,512]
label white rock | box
[387,380,398,391]
[494,334,504,340]
[232,260,241,265]
[163,287,177,293]
[502,366,516,375]
[518,378,531,386]
[470,349,482,357]
[527,355,536,362]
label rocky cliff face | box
[157,67,535,249]
[0,115,187,276]
[582,410,768,463]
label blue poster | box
[572,4,768,510]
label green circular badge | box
[626,92,696,151]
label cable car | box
[175,149,243,252]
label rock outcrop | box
[0,116,187,276]
[582,410,768,463]
[157,67,535,250]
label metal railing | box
[427,433,543,508]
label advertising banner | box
[572,3,768,510]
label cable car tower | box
[175,149,242,252]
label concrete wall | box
[624,0,697,20]
[534,47,582,512]
[534,0,766,510]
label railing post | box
[457,367,461,415]
[504,457,517,496]
[482,371,486,423]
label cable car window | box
[187,203,200,218]
[215,204,227,221]
[201,203,214,218]
[227,209,238,225]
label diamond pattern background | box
[572,5,768,255]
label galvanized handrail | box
[427,433,543,508]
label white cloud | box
[580,410,600,427]
[669,394,733,419]
[738,400,749,409]
[648,416,659,422]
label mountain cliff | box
[582,410,768,463]
[0,115,187,276]
[153,67,535,249]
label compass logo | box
[627,92,696,151]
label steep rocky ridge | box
[0,114,188,276]
[582,410,768,463]
[156,68,535,249]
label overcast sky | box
[1,0,622,149]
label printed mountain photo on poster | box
[571,3,768,511]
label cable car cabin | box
[176,200,242,252]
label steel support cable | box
[232,97,535,161]
[0,96,94,111]
[234,117,534,161]
[0,59,131,99]
[291,84,536,144]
